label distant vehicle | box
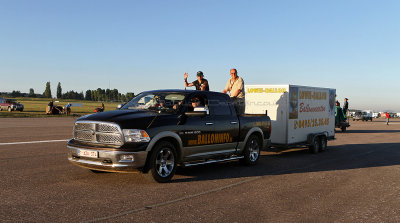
[0,97,24,112]
[353,111,373,121]
[372,112,380,118]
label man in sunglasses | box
[190,97,208,113]
[184,71,210,91]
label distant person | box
[343,98,349,117]
[386,112,390,125]
[65,103,71,115]
[335,101,346,124]
[47,100,54,114]
[223,68,245,115]
[184,71,209,91]
[94,103,105,113]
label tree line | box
[1,82,135,102]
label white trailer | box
[245,84,336,153]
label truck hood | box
[78,110,159,130]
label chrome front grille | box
[96,124,119,133]
[74,121,123,145]
[75,123,93,131]
[96,133,123,144]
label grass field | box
[0,97,121,118]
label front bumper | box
[67,145,148,173]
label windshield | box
[121,92,186,114]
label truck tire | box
[144,141,177,183]
[320,136,327,151]
[309,137,320,154]
[240,135,261,165]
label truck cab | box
[67,90,271,182]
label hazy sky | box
[1,0,399,111]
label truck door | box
[207,94,239,154]
[181,94,216,159]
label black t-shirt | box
[192,79,209,91]
[343,101,348,110]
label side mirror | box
[185,111,207,117]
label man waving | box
[184,71,209,91]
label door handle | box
[230,121,238,124]
[206,123,214,125]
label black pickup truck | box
[67,90,271,182]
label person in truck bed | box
[184,71,210,91]
[223,68,245,115]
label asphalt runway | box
[1,117,400,222]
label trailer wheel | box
[309,137,320,154]
[241,135,261,165]
[320,136,327,151]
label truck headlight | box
[122,129,150,142]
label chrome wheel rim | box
[249,139,260,162]
[314,140,320,151]
[321,139,327,150]
[155,148,174,177]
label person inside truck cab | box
[189,96,209,113]
[184,71,210,91]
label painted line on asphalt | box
[83,148,379,223]
[0,139,69,146]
